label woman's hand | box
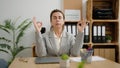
[77,19,88,32]
[32,17,42,32]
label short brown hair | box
[50,9,65,22]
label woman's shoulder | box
[41,31,52,37]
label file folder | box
[68,25,72,34]
[72,25,76,36]
[93,25,98,43]
[64,25,67,32]
[97,26,102,43]
[84,25,89,43]
[101,25,106,43]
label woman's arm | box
[32,17,47,57]
[70,19,87,56]
[35,32,47,57]
[70,32,84,57]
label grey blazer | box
[35,29,84,57]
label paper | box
[65,9,81,21]
[70,56,106,62]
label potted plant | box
[0,17,32,66]
[78,61,85,68]
[106,35,112,43]
[60,54,70,68]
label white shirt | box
[53,32,62,52]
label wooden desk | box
[9,57,120,68]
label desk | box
[9,57,120,68]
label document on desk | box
[70,56,106,62]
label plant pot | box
[107,40,111,43]
[60,59,70,68]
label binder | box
[101,25,106,43]
[68,25,71,34]
[64,25,67,32]
[84,25,89,43]
[72,25,76,36]
[92,25,98,43]
[97,26,102,43]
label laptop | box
[35,57,60,64]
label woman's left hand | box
[77,18,88,32]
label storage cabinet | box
[87,0,119,62]
[63,0,119,62]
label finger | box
[77,21,82,26]
[37,21,42,27]
[33,17,36,23]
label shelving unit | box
[63,0,119,62]
[87,0,119,62]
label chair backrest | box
[32,43,37,57]
[0,59,8,68]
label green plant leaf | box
[61,54,69,60]
[16,31,24,45]
[0,37,11,42]
[78,61,85,68]
[0,18,32,66]
[0,44,11,50]
[16,21,32,45]
[106,35,112,40]
[4,19,14,30]
[0,49,9,53]
[17,19,30,29]
[0,25,10,33]
[12,46,30,57]
[20,21,32,31]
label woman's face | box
[51,12,64,29]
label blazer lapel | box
[48,30,58,55]
[59,31,67,54]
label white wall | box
[0,0,62,46]
[0,0,87,61]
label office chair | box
[32,43,37,57]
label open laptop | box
[35,57,60,64]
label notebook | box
[35,57,60,64]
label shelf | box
[92,19,119,22]
[83,43,91,45]
[93,42,119,45]
[93,0,112,2]
[65,21,78,23]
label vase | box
[107,40,111,43]
[60,59,70,68]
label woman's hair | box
[50,9,65,22]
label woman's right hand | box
[32,17,42,32]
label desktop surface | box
[9,56,120,68]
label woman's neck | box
[53,28,63,38]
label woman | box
[33,9,87,57]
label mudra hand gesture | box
[77,18,88,32]
[33,17,42,32]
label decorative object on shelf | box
[0,17,32,66]
[106,35,112,43]
[93,8,114,19]
[60,54,70,68]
